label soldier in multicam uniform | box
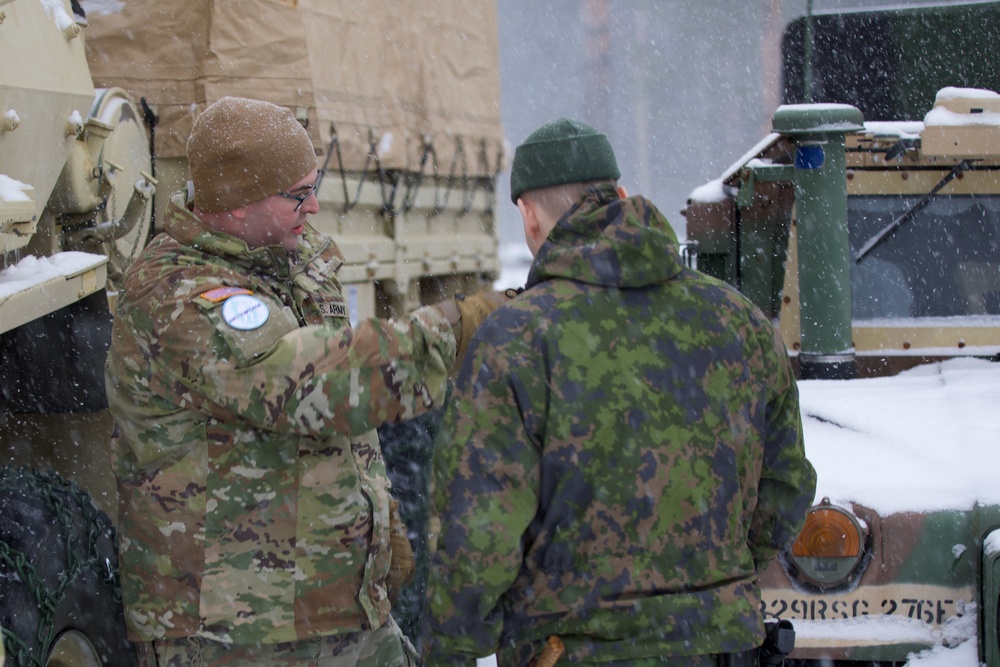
[421,118,817,667]
[104,97,505,667]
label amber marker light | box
[788,501,867,588]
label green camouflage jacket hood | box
[526,184,683,290]
[424,186,816,665]
[106,189,456,645]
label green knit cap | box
[509,118,620,203]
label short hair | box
[520,179,616,221]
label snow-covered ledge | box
[0,252,108,334]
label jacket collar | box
[527,183,684,290]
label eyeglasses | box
[277,179,319,211]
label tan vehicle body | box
[84,0,504,316]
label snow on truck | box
[684,4,1000,665]
[0,0,502,665]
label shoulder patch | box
[199,286,253,303]
[221,294,269,330]
[316,297,349,319]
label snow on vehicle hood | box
[800,358,1000,516]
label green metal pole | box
[804,0,814,103]
[772,104,864,380]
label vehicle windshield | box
[850,195,1000,320]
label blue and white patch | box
[221,294,269,331]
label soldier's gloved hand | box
[386,499,415,606]
[453,289,518,366]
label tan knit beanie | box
[187,97,317,212]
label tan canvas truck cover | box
[84,0,504,316]
[84,0,502,172]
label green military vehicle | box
[0,0,503,665]
[684,3,1000,665]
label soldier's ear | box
[518,197,538,237]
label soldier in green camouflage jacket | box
[422,119,817,666]
[105,97,504,667]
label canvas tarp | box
[84,0,503,177]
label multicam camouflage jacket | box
[105,189,456,645]
[423,184,816,665]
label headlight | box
[787,499,868,589]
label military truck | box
[0,0,503,665]
[683,4,1000,665]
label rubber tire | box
[0,468,136,667]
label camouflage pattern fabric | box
[138,615,417,667]
[105,188,457,646]
[422,184,816,665]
